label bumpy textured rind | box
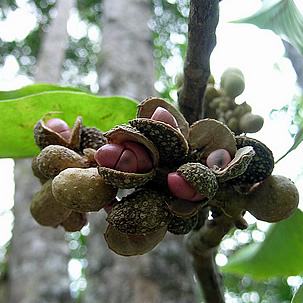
[246,175,299,222]
[36,145,89,179]
[213,146,255,182]
[137,97,189,138]
[61,212,88,232]
[34,116,82,150]
[165,198,203,218]
[107,189,171,234]
[177,163,218,199]
[98,166,155,189]
[105,224,167,256]
[129,118,188,166]
[52,167,117,212]
[80,126,107,151]
[232,136,274,184]
[30,180,72,227]
[167,214,198,235]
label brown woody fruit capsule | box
[246,175,299,222]
[167,214,198,235]
[30,180,72,227]
[80,126,107,151]
[52,167,117,213]
[36,145,89,179]
[61,212,88,232]
[34,116,82,150]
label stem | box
[178,0,224,302]
[178,0,219,124]
[187,215,234,303]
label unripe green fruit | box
[222,73,245,99]
[220,68,244,87]
[239,113,264,133]
[246,175,299,223]
[227,117,238,132]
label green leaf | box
[276,125,303,163]
[0,83,83,101]
[292,284,303,303]
[223,209,303,280]
[232,0,303,55]
[0,91,138,158]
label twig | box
[178,0,219,124]
[187,213,235,303]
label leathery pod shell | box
[129,97,189,166]
[107,189,171,234]
[97,125,159,189]
[177,163,218,200]
[212,146,255,182]
[232,136,274,185]
[52,167,117,212]
[34,116,82,150]
[104,188,171,256]
[30,180,72,227]
[246,175,299,223]
[189,119,237,161]
[36,145,89,179]
[136,97,189,138]
[60,212,88,232]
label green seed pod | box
[222,73,245,99]
[246,175,299,222]
[52,167,117,212]
[61,212,88,232]
[30,180,71,227]
[36,145,89,179]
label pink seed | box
[206,149,232,169]
[94,144,124,168]
[167,172,205,202]
[45,118,71,140]
[45,118,69,133]
[150,107,179,129]
[124,141,153,173]
[115,149,137,173]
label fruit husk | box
[137,97,189,138]
[246,175,299,223]
[34,116,82,150]
[165,198,204,218]
[61,212,88,232]
[105,224,167,256]
[213,146,255,182]
[30,180,72,227]
[52,167,117,212]
[98,166,156,189]
[129,118,189,166]
[31,156,48,184]
[80,126,107,151]
[107,189,171,234]
[36,145,89,179]
[231,136,274,185]
[189,119,237,160]
[177,162,218,200]
[167,214,198,235]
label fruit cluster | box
[31,97,299,256]
[203,68,264,135]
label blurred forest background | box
[1,0,303,302]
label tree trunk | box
[84,1,196,302]
[8,1,74,302]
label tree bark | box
[8,1,74,302]
[84,1,197,302]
